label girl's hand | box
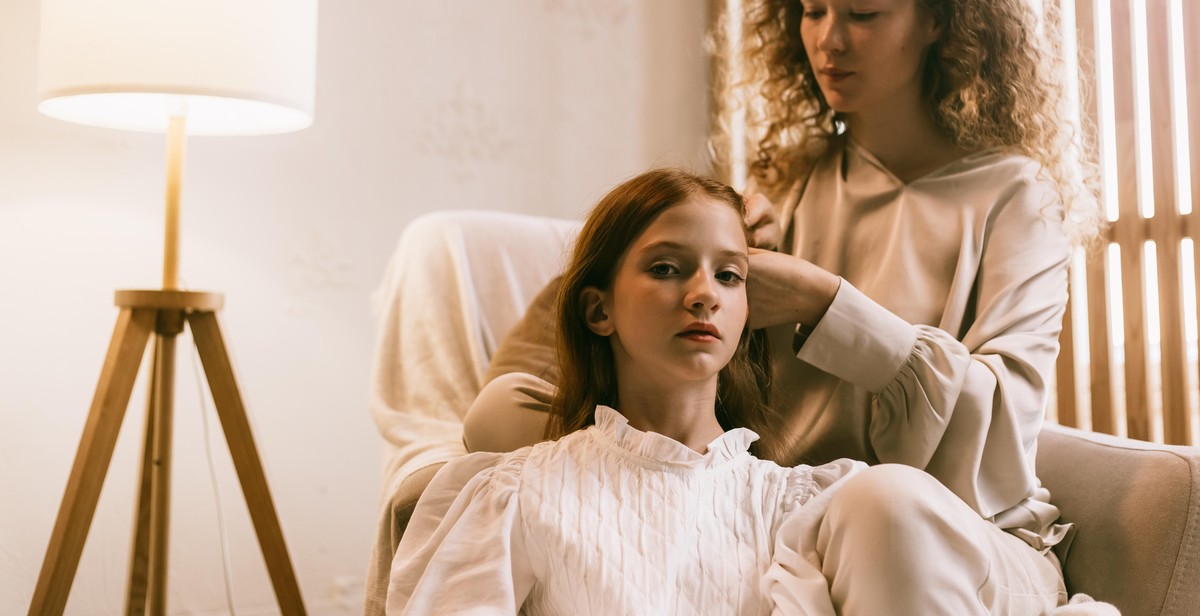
[747,247,840,329]
[744,191,783,251]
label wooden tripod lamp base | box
[28,290,306,615]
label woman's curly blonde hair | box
[711,0,1105,246]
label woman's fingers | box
[744,192,782,250]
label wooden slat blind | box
[1056,0,1199,446]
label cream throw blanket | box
[365,211,577,614]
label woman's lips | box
[821,67,854,82]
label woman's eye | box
[849,11,878,21]
[649,263,678,277]
[802,8,826,19]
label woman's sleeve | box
[386,451,536,615]
[763,459,865,616]
[795,178,1070,517]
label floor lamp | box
[29,1,318,614]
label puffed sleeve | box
[386,450,536,615]
[796,177,1069,517]
[762,459,865,615]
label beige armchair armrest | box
[1036,423,1200,616]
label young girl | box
[386,168,862,614]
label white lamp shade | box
[37,0,318,136]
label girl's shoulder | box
[749,457,869,511]
[422,433,599,511]
[428,447,537,496]
[446,429,595,481]
[737,456,816,504]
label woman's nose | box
[817,16,846,55]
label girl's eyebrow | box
[637,240,748,260]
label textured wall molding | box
[416,82,513,180]
[544,0,632,36]
[286,228,353,315]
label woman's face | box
[588,197,750,390]
[799,0,940,118]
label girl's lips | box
[679,321,721,339]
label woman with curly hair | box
[723,0,1103,612]
[454,0,1106,613]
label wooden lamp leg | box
[125,316,181,616]
[189,311,307,615]
[28,308,157,616]
[125,336,162,615]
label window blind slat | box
[1109,0,1153,440]
[1086,254,1116,432]
[1071,0,1115,433]
[1145,0,1190,445]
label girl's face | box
[584,197,749,390]
[799,0,940,118]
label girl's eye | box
[649,263,678,277]
[716,270,745,284]
[849,11,879,21]
[802,8,826,19]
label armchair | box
[366,210,1200,616]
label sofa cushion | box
[1036,424,1200,616]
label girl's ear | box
[580,286,614,336]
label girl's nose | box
[685,272,719,311]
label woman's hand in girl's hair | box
[742,176,781,250]
[745,191,783,251]
[746,248,840,330]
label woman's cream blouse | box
[770,140,1074,551]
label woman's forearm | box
[747,248,841,329]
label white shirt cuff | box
[795,280,918,393]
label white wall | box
[0,1,709,613]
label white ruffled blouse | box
[386,406,863,615]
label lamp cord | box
[187,323,239,615]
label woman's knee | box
[463,372,554,453]
[825,464,957,537]
[820,465,1024,615]
[833,463,939,504]
[820,465,988,581]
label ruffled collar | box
[590,406,759,470]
